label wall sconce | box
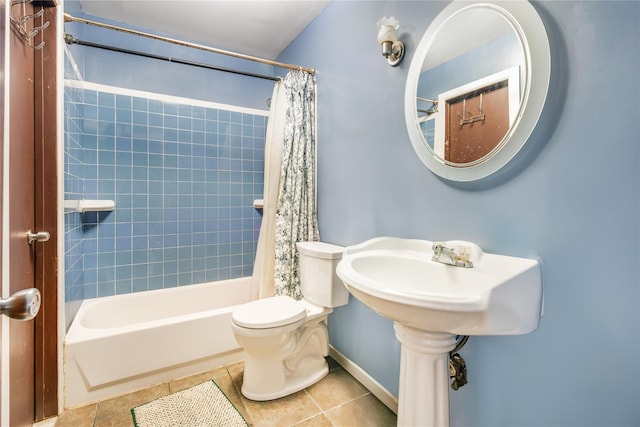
[376,16,405,67]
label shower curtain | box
[254,70,318,300]
[252,81,286,299]
[273,70,319,300]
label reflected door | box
[445,84,510,164]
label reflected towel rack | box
[417,96,439,116]
[417,97,438,104]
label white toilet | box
[231,241,348,401]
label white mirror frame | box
[405,0,550,182]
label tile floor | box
[55,357,397,427]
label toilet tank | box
[297,241,349,308]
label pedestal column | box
[394,323,458,427]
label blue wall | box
[279,1,639,425]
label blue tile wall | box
[64,82,266,300]
[64,85,85,320]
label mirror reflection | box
[416,7,525,166]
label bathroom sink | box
[336,237,543,335]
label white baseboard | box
[33,418,57,427]
[329,345,398,414]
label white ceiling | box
[79,1,331,59]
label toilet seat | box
[232,296,306,329]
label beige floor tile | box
[325,394,397,427]
[210,367,240,399]
[217,368,255,426]
[168,368,219,393]
[166,366,253,424]
[326,356,341,371]
[306,367,369,411]
[94,383,170,427]
[55,403,97,427]
[293,413,335,427]
[241,389,322,427]
[54,358,392,427]
[227,360,246,392]
[225,362,257,423]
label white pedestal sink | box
[336,237,543,427]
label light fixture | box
[376,16,405,67]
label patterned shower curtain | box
[273,70,319,300]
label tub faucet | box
[432,242,473,268]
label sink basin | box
[337,237,543,426]
[336,237,543,336]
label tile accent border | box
[64,79,269,117]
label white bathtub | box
[64,277,252,408]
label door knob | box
[0,288,41,320]
[27,230,50,244]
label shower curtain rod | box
[64,33,281,82]
[63,13,315,75]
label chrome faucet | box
[431,242,473,268]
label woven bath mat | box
[131,380,248,427]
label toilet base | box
[241,358,329,401]
[233,305,333,401]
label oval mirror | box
[405,1,550,182]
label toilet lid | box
[232,296,306,329]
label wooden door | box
[0,0,4,418]
[34,4,59,421]
[8,1,38,423]
[1,1,58,424]
[445,83,510,164]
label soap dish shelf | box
[64,199,115,213]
